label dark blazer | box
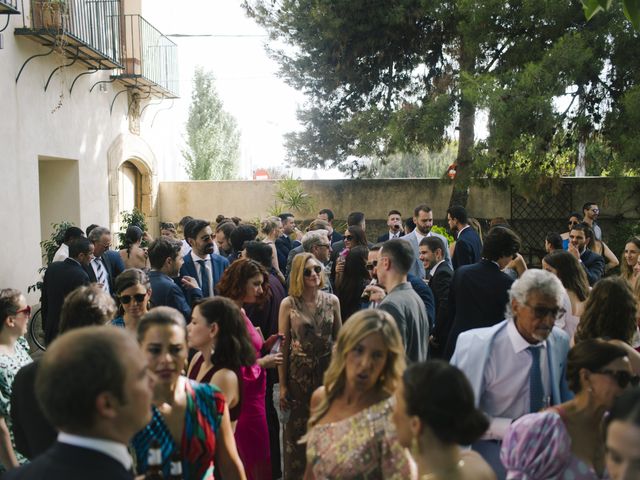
[581,249,605,286]
[275,235,299,273]
[407,273,436,329]
[443,259,514,360]
[3,442,133,480]
[104,249,125,279]
[452,226,482,269]
[42,258,90,345]
[149,270,202,321]
[10,361,57,460]
[329,231,343,244]
[83,255,115,294]
[427,262,454,358]
[376,231,405,243]
[180,253,229,297]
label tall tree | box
[244,1,640,204]
[183,67,240,180]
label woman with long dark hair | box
[111,268,152,331]
[335,245,370,320]
[118,225,149,270]
[217,259,283,480]
[187,297,257,431]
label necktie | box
[197,259,210,297]
[528,346,544,413]
[94,258,106,287]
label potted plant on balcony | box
[35,0,69,30]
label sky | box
[144,0,345,180]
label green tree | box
[244,1,640,204]
[183,67,240,180]
[582,0,640,28]
[364,143,457,179]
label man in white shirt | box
[377,209,405,242]
[451,269,572,480]
[51,226,85,263]
[85,226,114,295]
[4,327,153,480]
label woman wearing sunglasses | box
[111,268,152,332]
[0,289,33,472]
[332,225,368,287]
[502,339,638,479]
[278,252,341,479]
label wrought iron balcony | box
[0,0,20,15]
[15,0,122,69]
[111,14,178,99]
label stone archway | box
[107,133,158,237]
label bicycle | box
[27,305,46,352]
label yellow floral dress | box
[305,397,413,479]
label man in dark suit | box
[148,237,202,321]
[41,237,93,345]
[444,226,521,360]
[318,208,343,244]
[4,327,153,480]
[569,223,605,286]
[84,226,116,295]
[419,236,454,358]
[275,212,302,272]
[377,209,405,243]
[447,205,482,269]
[180,219,230,297]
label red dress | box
[234,309,271,480]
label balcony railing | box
[15,0,122,69]
[0,0,20,14]
[112,14,178,98]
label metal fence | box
[121,14,179,97]
[29,0,121,65]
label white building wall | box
[0,5,182,302]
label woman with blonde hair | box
[303,309,412,479]
[278,252,341,479]
[260,216,284,280]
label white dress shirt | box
[180,239,191,257]
[480,320,550,440]
[386,230,402,240]
[428,259,446,278]
[191,251,213,296]
[58,432,132,471]
[52,243,69,263]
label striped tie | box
[94,258,106,287]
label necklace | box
[420,459,465,480]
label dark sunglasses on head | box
[344,235,354,241]
[596,369,640,389]
[366,261,378,271]
[15,306,31,317]
[303,266,323,277]
[120,293,147,304]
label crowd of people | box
[1,201,640,479]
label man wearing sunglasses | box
[451,269,572,479]
[582,202,602,242]
[41,238,93,346]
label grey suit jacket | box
[403,230,451,279]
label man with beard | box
[403,204,451,279]
[180,219,229,298]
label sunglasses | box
[524,303,566,320]
[119,293,147,304]
[15,306,31,317]
[344,235,354,241]
[366,261,378,271]
[303,266,323,277]
[595,370,640,389]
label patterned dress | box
[305,397,413,479]
[283,292,336,479]
[0,337,33,472]
[132,379,225,480]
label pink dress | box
[234,309,271,480]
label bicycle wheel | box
[28,306,46,352]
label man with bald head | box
[4,327,154,479]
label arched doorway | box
[107,134,158,237]
[119,160,143,213]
